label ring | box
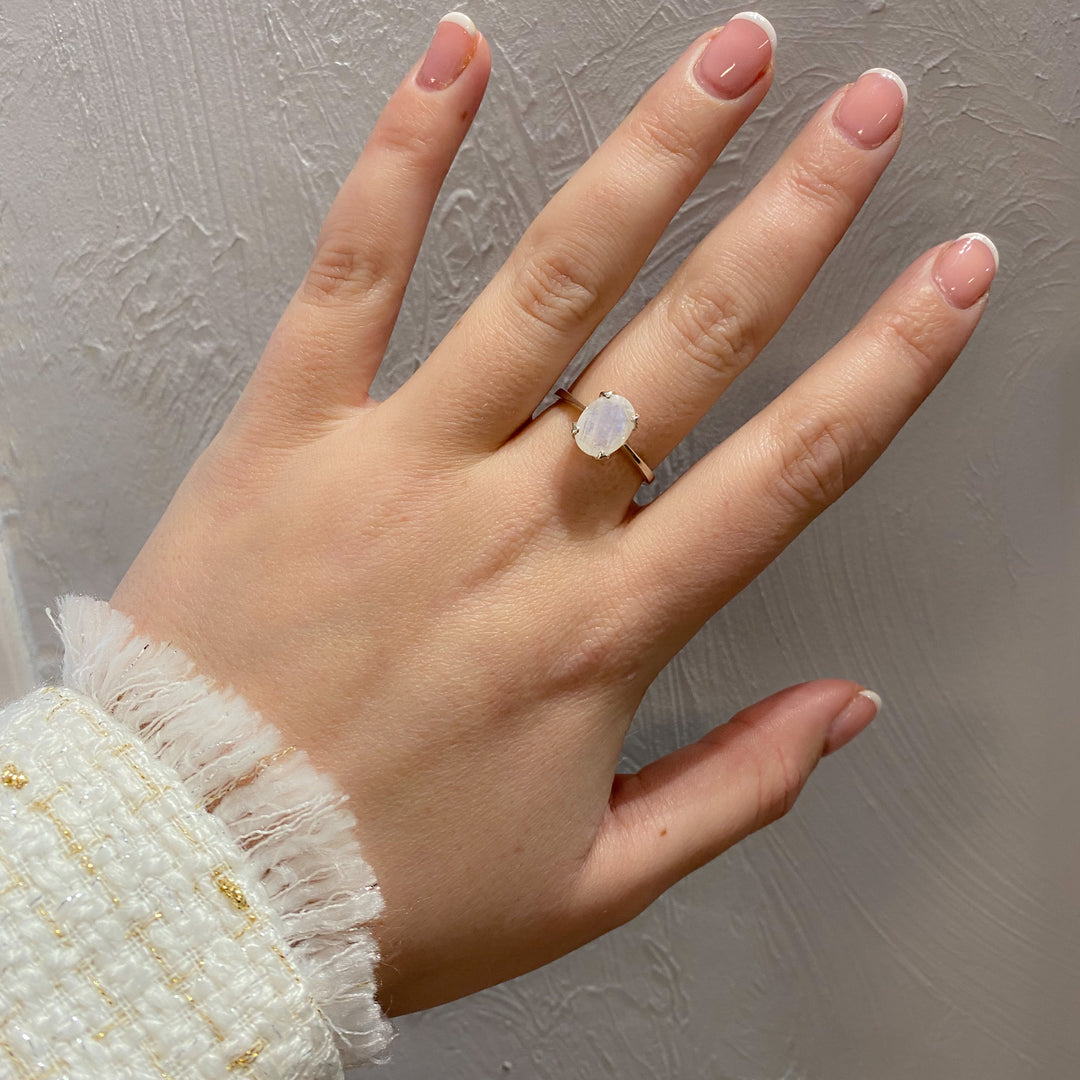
[554,388,655,484]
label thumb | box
[582,679,881,927]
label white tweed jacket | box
[0,595,393,1079]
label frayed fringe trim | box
[50,594,395,1067]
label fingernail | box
[824,689,881,756]
[694,12,776,100]
[933,232,1000,309]
[834,68,907,149]
[416,11,478,91]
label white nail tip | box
[441,11,477,36]
[857,689,883,715]
[730,12,777,52]
[957,231,1000,270]
[861,67,908,108]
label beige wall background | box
[1,0,1075,1076]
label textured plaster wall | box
[1,0,1076,1076]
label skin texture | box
[108,20,991,1015]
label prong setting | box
[571,392,638,460]
[552,386,655,484]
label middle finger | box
[395,13,777,449]
[531,67,908,510]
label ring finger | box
[525,68,908,512]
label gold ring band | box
[554,388,655,485]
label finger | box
[245,14,492,433]
[581,680,880,923]
[396,13,777,451]
[622,234,999,641]
[537,69,907,511]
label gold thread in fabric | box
[0,1035,41,1080]
[226,1038,267,1071]
[232,916,258,941]
[76,961,117,1009]
[40,693,67,727]
[126,919,227,1043]
[12,859,135,1060]
[43,688,108,739]
[92,1019,125,1042]
[270,944,306,986]
[27,785,108,884]
[36,905,68,942]
[0,847,27,895]
[212,867,250,911]
[109,740,169,809]
[147,1047,178,1080]
[1,763,28,789]
[54,691,167,809]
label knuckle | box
[767,414,855,517]
[369,108,440,160]
[510,244,604,335]
[545,567,645,693]
[782,154,855,219]
[663,282,751,382]
[624,103,704,176]
[878,307,946,396]
[752,737,808,830]
[547,606,635,693]
[301,241,397,308]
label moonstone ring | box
[554,388,655,484]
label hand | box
[109,12,997,1015]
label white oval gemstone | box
[572,392,637,459]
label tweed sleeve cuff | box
[0,593,393,1075]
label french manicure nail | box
[416,11,478,91]
[694,12,776,101]
[834,68,907,149]
[824,689,881,756]
[933,232,999,309]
